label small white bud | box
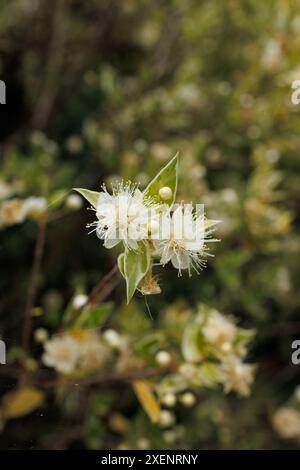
[159,186,173,201]
[34,328,48,343]
[155,350,171,366]
[72,294,88,309]
[162,393,176,408]
[159,410,176,428]
[66,194,83,210]
[103,329,122,348]
[180,392,196,408]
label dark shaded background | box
[0,0,300,449]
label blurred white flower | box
[273,407,300,440]
[78,332,109,371]
[202,311,236,349]
[42,335,80,374]
[220,356,255,397]
[0,199,27,227]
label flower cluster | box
[42,330,110,374]
[75,155,219,302]
[157,305,256,400]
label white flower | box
[42,335,80,374]
[273,407,300,440]
[154,205,218,275]
[219,356,255,397]
[91,183,161,250]
[202,311,236,349]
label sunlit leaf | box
[2,387,44,419]
[132,380,161,423]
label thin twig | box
[31,0,69,129]
[87,263,120,308]
[22,218,47,353]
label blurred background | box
[0,0,300,450]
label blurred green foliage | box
[0,0,300,450]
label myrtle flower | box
[42,335,80,374]
[154,205,218,276]
[90,182,161,250]
[219,355,255,397]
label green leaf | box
[73,188,100,208]
[74,303,113,328]
[144,153,178,206]
[117,253,125,278]
[124,243,151,303]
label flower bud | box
[162,393,176,408]
[103,329,122,348]
[180,392,196,408]
[159,410,176,428]
[72,294,88,309]
[34,328,48,344]
[159,186,172,201]
[66,194,83,210]
[155,350,171,366]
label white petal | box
[104,237,120,249]
[171,250,190,270]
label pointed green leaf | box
[73,188,100,208]
[144,153,178,207]
[124,244,151,303]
